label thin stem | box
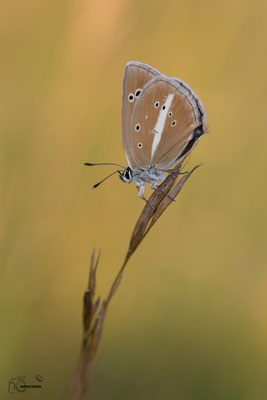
[69,163,201,400]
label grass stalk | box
[69,162,200,399]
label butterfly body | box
[86,61,207,204]
[119,165,165,198]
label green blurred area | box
[1,0,267,398]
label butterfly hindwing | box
[130,75,206,169]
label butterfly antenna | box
[91,169,121,189]
[84,162,126,169]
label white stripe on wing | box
[151,93,174,158]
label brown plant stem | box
[69,162,200,400]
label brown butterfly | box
[85,61,207,204]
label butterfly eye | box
[138,143,143,148]
[135,124,141,131]
[128,93,134,102]
[135,88,142,97]
[171,120,176,127]
[168,111,172,117]
[154,101,160,108]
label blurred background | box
[1,0,267,398]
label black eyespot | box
[135,88,142,97]
[138,143,143,148]
[168,111,172,117]
[171,120,176,126]
[154,101,160,108]
[135,124,141,131]
[128,93,134,102]
[162,105,166,110]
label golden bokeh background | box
[1,0,267,398]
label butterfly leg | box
[160,168,188,176]
[168,169,188,175]
[150,182,175,202]
[138,185,154,210]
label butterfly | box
[85,61,207,205]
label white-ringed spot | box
[128,93,134,102]
[154,101,160,108]
[135,88,142,97]
[171,120,176,126]
[135,124,141,132]
[138,143,143,148]
[168,111,172,117]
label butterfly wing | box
[122,61,160,169]
[130,75,206,170]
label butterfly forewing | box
[130,75,204,169]
[122,61,160,169]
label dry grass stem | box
[69,162,201,399]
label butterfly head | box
[119,167,133,183]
